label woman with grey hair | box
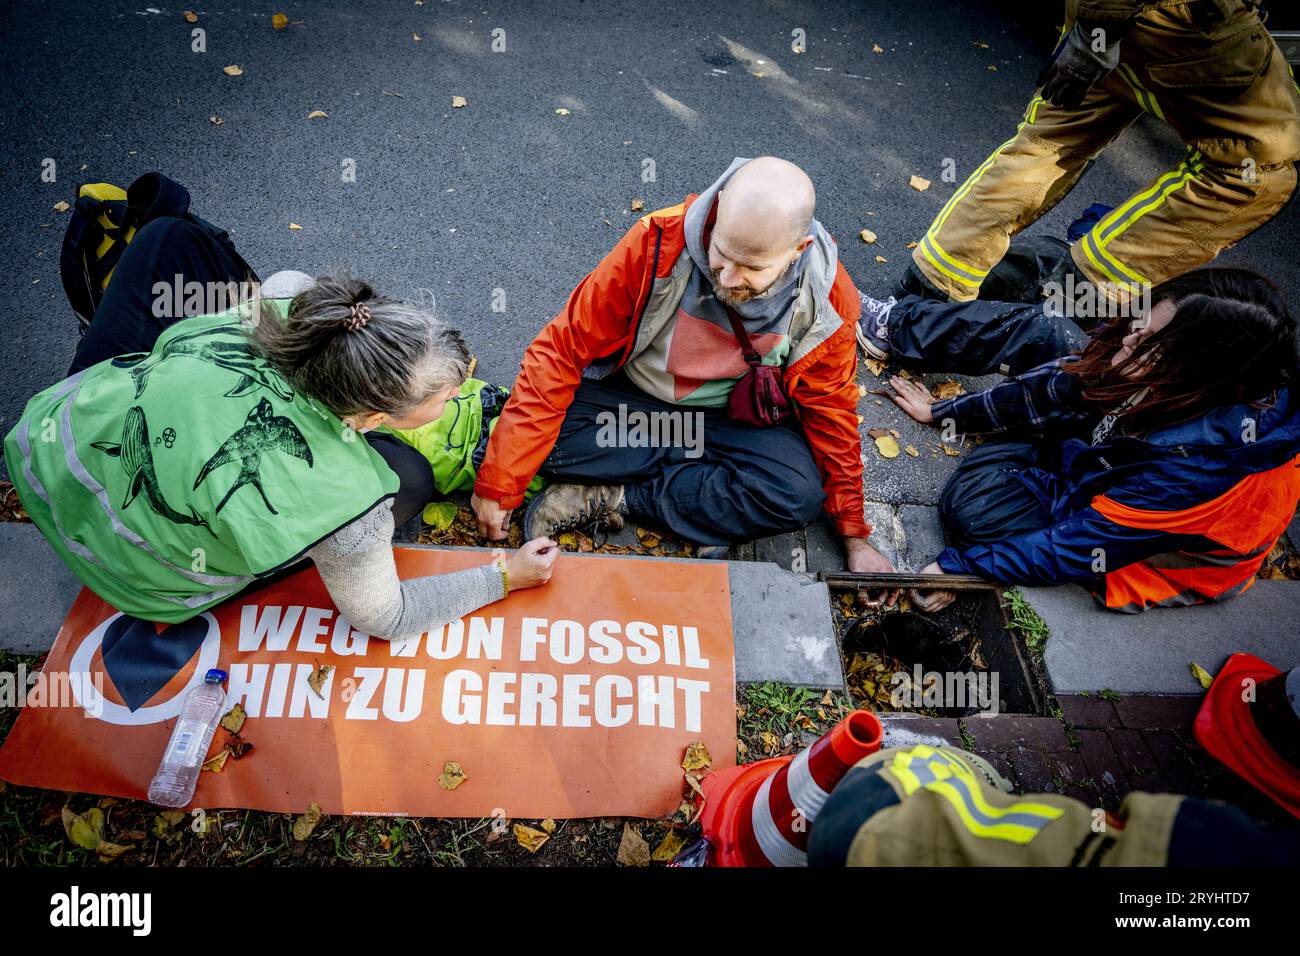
[10,216,557,643]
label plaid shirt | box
[929,358,1088,435]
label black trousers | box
[542,374,826,545]
[68,216,433,526]
[938,440,1058,552]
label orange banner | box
[0,548,736,819]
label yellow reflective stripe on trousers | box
[889,746,1064,845]
[1116,63,1165,120]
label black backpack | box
[59,172,257,329]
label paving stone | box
[977,750,1018,790]
[1057,694,1119,729]
[1106,728,1160,776]
[1045,750,1095,804]
[1125,772,1171,794]
[803,517,848,574]
[1034,581,1300,696]
[1141,729,1207,796]
[898,504,947,572]
[753,531,802,571]
[1008,748,1056,793]
[1113,695,1202,730]
[878,715,962,749]
[1074,730,1130,810]
[0,522,82,654]
[726,560,842,689]
[861,501,903,568]
[963,715,1071,752]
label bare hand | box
[911,560,957,613]
[471,492,512,542]
[502,537,559,591]
[845,537,899,608]
[889,375,935,424]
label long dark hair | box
[1066,268,1296,436]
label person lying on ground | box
[884,268,1300,613]
[470,156,893,572]
[5,216,556,641]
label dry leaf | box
[451,95,468,108]
[96,841,135,862]
[905,445,920,457]
[62,806,104,850]
[1190,662,1214,690]
[223,65,243,77]
[208,115,223,126]
[513,823,550,853]
[202,748,230,773]
[219,702,247,734]
[616,823,651,866]
[906,240,919,249]
[874,435,901,459]
[909,175,931,192]
[183,10,198,23]
[652,830,686,862]
[555,108,571,116]
[227,737,254,759]
[272,12,288,29]
[288,222,303,230]
[683,772,706,799]
[875,255,888,263]
[293,802,322,841]
[52,200,70,213]
[631,198,644,212]
[438,761,467,790]
[867,427,890,440]
[974,41,989,49]
[988,64,998,71]
[159,809,185,826]
[681,741,712,772]
[941,444,963,457]
[864,356,887,377]
[306,664,332,698]
[307,109,329,119]
[932,380,965,401]
[412,32,421,41]
[859,229,877,244]
[540,817,557,833]
[760,730,779,754]
[872,43,884,53]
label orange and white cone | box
[695,709,883,866]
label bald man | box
[472,156,892,572]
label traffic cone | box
[695,709,883,866]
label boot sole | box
[855,323,890,362]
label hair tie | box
[344,302,372,333]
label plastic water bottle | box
[147,668,228,808]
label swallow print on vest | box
[125,324,294,401]
[193,397,314,514]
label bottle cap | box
[204,668,228,684]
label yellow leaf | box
[872,43,884,53]
[96,841,135,862]
[555,108,571,116]
[293,802,322,841]
[208,115,224,126]
[422,499,459,530]
[859,228,877,244]
[974,40,989,49]
[683,772,706,799]
[52,200,70,213]
[223,65,243,77]
[412,32,421,41]
[288,222,303,230]
[556,531,578,549]
[652,830,686,862]
[1190,662,1214,690]
[451,95,468,108]
[906,240,919,249]
[760,730,779,754]
[62,806,104,850]
[988,64,998,71]
[219,702,247,734]
[202,748,230,773]
[540,817,556,833]
[905,445,920,457]
[272,12,289,29]
[631,198,645,212]
[865,357,887,377]
[616,823,651,866]
[306,664,332,699]
[875,255,888,263]
[513,823,550,853]
[909,175,931,192]
[941,444,962,457]
[681,741,712,772]
[874,435,900,459]
[438,760,467,790]
[933,380,965,401]
[307,109,329,119]
[183,10,199,23]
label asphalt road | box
[2,0,1297,499]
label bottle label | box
[169,719,205,762]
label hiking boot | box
[523,482,626,540]
[856,294,897,361]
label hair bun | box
[343,302,372,333]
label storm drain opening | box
[821,573,1046,717]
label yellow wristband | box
[494,556,509,596]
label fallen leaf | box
[540,818,557,833]
[292,802,322,841]
[306,664,332,699]
[865,356,887,377]
[272,12,288,29]
[183,10,198,23]
[208,115,224,126]
[412,32,421,41]
[202,748,230,773]
[906,240,919,249]
[513,823,550,853]
[555,108,571,116]
[422,499,459,530]
[227,737,254,759]
[631,198,644,212]
[451,95,468,108]
[909,175,931,192]
[1190,662,1214,690]
[859,228,877,244]
[652,830,686,862]
[159,809,185,826]
[941,444,963,457]
[872,43,884,53]
[616,823,651,866]
[96,841,135,862]
[683,772,706,799]
[988,64,998,71]
[223,65,243,77]
[681,741,712,772]
[874,435,901,459]
[821,689,834,706]
[62,806,104,850]
[875,255,888,263]
[932,380,965,401]
[867,427,891,440]
[52,200,70,213]
[438,761,467,790]
[635,526,661,549]
[307,109,329,119]
[760,730,779,754]
[288,222,303,230]
[974,40,989,49]
[905,445,920,457]
[220,702,247,734]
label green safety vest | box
[4,302,399,622]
